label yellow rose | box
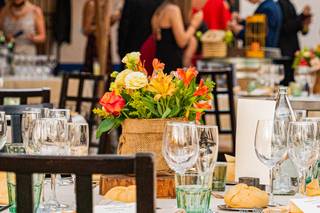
[114,69,133,88]
[122,52,141,67]
[125,72,148,90]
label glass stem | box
[50,174,58,201]
[269,168,274,205]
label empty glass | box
[21,111,41,154]
[32,118,69,210]
[195,125,219,174]
[287,121,318,195]
[67,123,89,156]
[162,122,199,174]
[254,120,288,204]
[0,111,6,150]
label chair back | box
[59,72,108,148]
[0,88,50,105]
[197,60,236,160]
[0,104,53,143]
[0,153,155,213]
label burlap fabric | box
[118,118,181,174]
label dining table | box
[0,182,298,213]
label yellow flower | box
[114,69,133,89]
[147,70,176,100]
[122,52,141,68]
[125,72,148,90]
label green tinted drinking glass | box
[5,144,44,213]
[175,171,212,213]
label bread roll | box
[104,185,136,203]
[224,184,269,208]
[0,172,8,205]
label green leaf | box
[96,118,117,138]
[157,101,163,115]
[162,107,171,118]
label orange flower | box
[137,60,148,75]
[177,67,198,86]
[99,91,126,116]
[194,100,212,110]
[194,79,208,96]
[152,59,165,71]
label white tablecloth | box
[2,183,296,213]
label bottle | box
[273,87,297,195]
[7,38,15,75]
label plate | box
[217,204,264,212]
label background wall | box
[240,0,320,48]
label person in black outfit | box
[278,0,311,85]
[118,0,164,59]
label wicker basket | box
[202,30,227,58]
[117,118,181,174]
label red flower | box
[152,58,165,71]
[300,59,309,66]
[194,79,208,96]
[177,67,198,86]
[99,91,126,116]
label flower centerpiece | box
[94,52,214,172]
[293,48,320,74]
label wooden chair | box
[0,88,50,105]
[197,60,236,160]
[0,153,155,213]
[59,72,109,149]
[0,104,53,144]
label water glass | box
[287,121,318,195]
[195,125,219,174]
[0,111,6,150]
[162,122,199,174]
[175,171,212,213]
[5,144,44,213]
[212,162,227,191]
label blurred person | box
[152,0,203,72]
[229,0,282,48]
[278,1,311,85]
[201,0,231,30]
[0,0,46,54]
[118,0,164,59]
[82,0,122,73]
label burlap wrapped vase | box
[118,118,181,174]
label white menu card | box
[291,197,320,213]
[235,98,276,185]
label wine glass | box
[255,120,288,204]
[67,122,89,156]
[32,118,69,210]
[22,111,41,154]
[162,122,199,174]
[0,111,6,150]
[287,121,319,195]
[195,125,219,174]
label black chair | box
[0,153,155,213]
[0,88,50,105]
[0,104,53,144]
[197,60,236,160]
[59,72,109,149]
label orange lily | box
[152,58,165,71]
[196,112,202,124]
[177,67,198,86]
[194,100,212,110]
[137,60,148,75]
[194,79,208,97]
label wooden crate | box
[202,30,227,58]
[100,175,176,198]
